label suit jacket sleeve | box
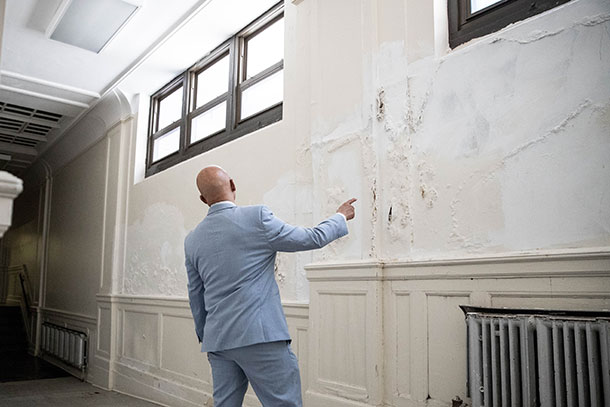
[185,254,206,343]
[260,206,348,252]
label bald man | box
[185,166,355,407]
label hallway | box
[0,377,161,407]
[1,0,609,406]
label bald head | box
[196,166,236,207]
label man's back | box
[185,202,347,352]
[185,166,355,407]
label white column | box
[0,171,23,237]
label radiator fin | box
[41,322,87,371]
[466,312,610,407]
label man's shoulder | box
[185,217,207,242]
[235,204,266,216]
[184,226,198,248]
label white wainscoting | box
[306,252,610,407]
[96,295,310,407]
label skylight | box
[48,0,141,53]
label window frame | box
[146,2,284,177]
[448,0,573,49]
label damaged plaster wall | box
[125,120,308,299]
[121,0,609,302]
[306,0,610,263]
[397,0,610,258]
[123,2,319,301]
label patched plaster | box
[125,202,188,296]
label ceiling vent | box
[0,102,60,147]
[46,0,142,53]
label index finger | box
[345,198,357,205]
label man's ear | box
[230,179,236,192]
[200,195,207,204]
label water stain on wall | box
[125,202,188,296]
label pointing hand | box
[337,198,357,221]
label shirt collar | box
[207,201,236,214]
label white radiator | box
[41,322,87,371]
[462,306,610,407]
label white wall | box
[302,0,610,264]
[45,140,107,316]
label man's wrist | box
[336,212,347,222]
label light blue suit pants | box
[207,341,302,407]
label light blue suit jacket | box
[185,202,348,352]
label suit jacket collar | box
[207,201,236,215]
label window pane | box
[246,18,284,79]
[196,55,230,108]
[471,0,502,13]
[152,127,180,162]
[158,87,183,130]
[240,70,283,120]
[191,101,227,143]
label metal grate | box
[462,306,610,407]
[0,101,63,175]
[0,102,62,123]
[0,102,61,140]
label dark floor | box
[0,376,161,407]
[0,305,69,383]
[0,350,70,382]
[0,306,159,406]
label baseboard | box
[306,390,372,407]
[112,361,212,407]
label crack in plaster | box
[448,100,594,250]
[376,88,386,121]
[418,161,439,209]
[362,127,379,258]
[311,117,378,258]
[385,112,413,243]
[384,61,443,245]
[492,13,610,44]
[324,133,361,153]
[406,62,442,134]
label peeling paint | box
[492,13,610,44]
[324,133,360,153]
[448,99,596,251]
[417,161,439,209]
[376,88,385,121]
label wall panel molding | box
[94,294,309,407]
[40,306,96,324]
[38,306,109,388]
[307,251,610,406]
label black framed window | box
[448,0,573,48]
[146,2,284,176]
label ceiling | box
[0,0,278,176]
